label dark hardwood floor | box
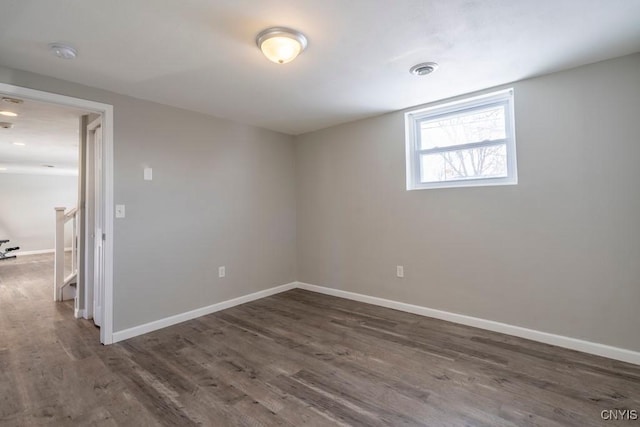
[1,254,639,426]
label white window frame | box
[405,88,517,190]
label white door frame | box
[0,82,115,345]
[88,117,103,328]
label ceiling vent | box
[49,42,78,60]
[410,62,439,76]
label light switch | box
[115,204,126,218]
[144,167,153,181]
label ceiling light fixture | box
[0,111,18,117]
[410,62,439,76]
[2,97,23,105]
[12,142,25,146]
[49,42,78,60]
[256,27,307,64]
[0,167,6,171]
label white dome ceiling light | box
[49,42,78,60]
[256,27,307,64]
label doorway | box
[0,82,114,344]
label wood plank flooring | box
[1,254,639,426]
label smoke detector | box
[0,122,13,129]
[410,62,439,76]
[49,42,78,60]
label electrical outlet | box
[218,266,225,278]
[396,265,404,278]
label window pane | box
[419,105,506,150]
[420,144,507,183]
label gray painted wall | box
[0,66,297,331]
[295,53,640,352]
[0,173,77,251]
[2,54,638,352]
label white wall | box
[0,173,77,252]
[295,53,640,353]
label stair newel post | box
[54,207,65,301]
[71,212,77,276]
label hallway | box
[0,254,148,425]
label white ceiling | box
[0,1,639,135]
[0,96,84,176]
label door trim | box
[88,117,103,328]
[0,83,115,345]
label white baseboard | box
[17,249,54,256]
[108,279,640,365]
[112,282,298,343]
[296,282,640,366]
[17,247,73,256]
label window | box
[405,89,517,190]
